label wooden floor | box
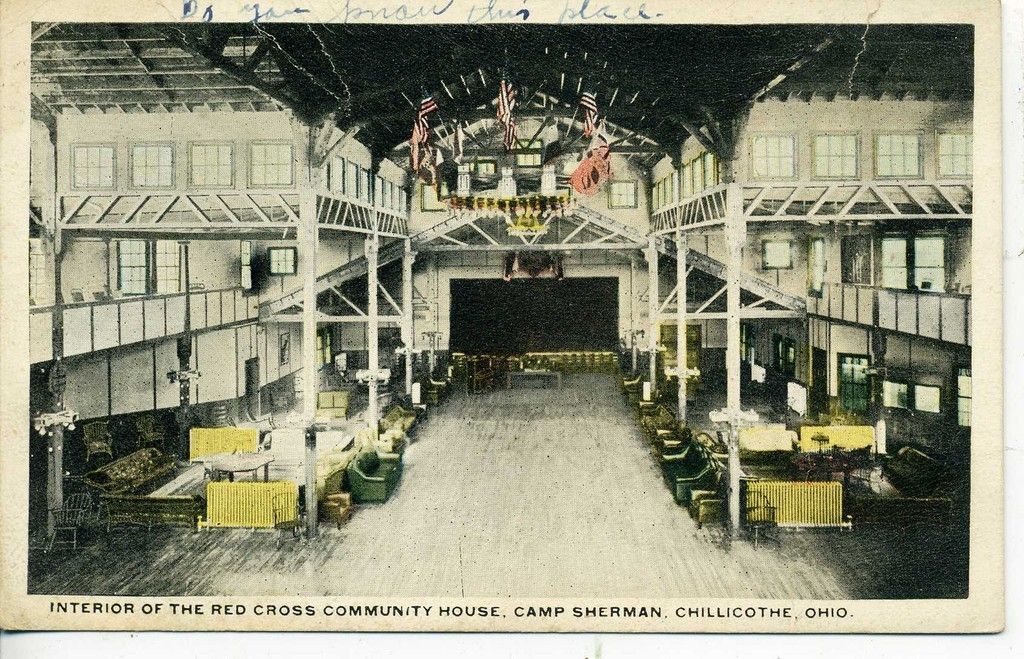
[30,375,911,598]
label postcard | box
[0,0,1004,633]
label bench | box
[101,494,204,531]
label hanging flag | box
[496,79,517,150]
[410,120,423,172]
[453,122,465,163]
[579,91,598,138]
[569,129,611,196]
[411,94,439,181]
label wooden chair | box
[46,494,93,552]
[83,421,113,462]
[272,493,302,546]
[744,491,780,549]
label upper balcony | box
[30,286,258,364]
[58,186,409,239]
[806,282,970,346]
[652,180,973,234]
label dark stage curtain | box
[449,277,618,354]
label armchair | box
[346,451,403,503]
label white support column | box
[402,239,416,396]
[366,224,381,441]
[630,256,639,373]
[298,167,319,539]
[676,229,687,423]
[646,238,659,398]
[725,182,745,535]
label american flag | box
[411,95,438,174]
[580,91,598,138]
[496,79,517,150]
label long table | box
[506,370,563,390]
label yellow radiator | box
[189,427,259,461]
[746,481,847,528]
[202,481,298,529]
[797,425,874,453]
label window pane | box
[808,238,826,294]
[752,136,796,178]
[191,144,233,186]
[914,384,941,413]
[882,381,908,408]
[251,143,293,186]
[762,240,792,269]
[133,145,174,188]
[875,134,920,177]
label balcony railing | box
[58,188,409,236]
[30,286,258,363]
[807,282,970,346]
[652,180,972,234]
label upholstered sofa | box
[347,451,403,503]
[315,445,356,501]
[661,442,720,505]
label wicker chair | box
[83,421,113,462]
[135,414,166,450]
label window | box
[808,237,826,296]
[751,135,796,178]
[515,139,541,167]
[279,331,291,367]
[190,144,232,187]
[702,152,719,189]
[155,241,180,294]
[474,160,497,176]
[118,240,149,295]
[881,237,909,289]
[957,367,971,427]
[740,324,756,364]
[397,186,408,213]
[608,180,638,209]
[762,240,793,269]
[881,235,946,292]
[331,156,348,194]
[345,159,358,196]
[773,335,796,378]
[132,144,174,188]
[250,143,294,186]
[29,239,45,303]
[914,236,946,292]
[317,328,333,366]
[360,168,371,202]
[875,134,921,178]
[838,355,870,413]
[882,380,909,408]
[268,247,297,275]
[840,235,872,285]
[680,162,693,198]
[914,384,941,413]
[240,241,253,290]
[814,134,858,178]
[938,133,972,178]
[690,156,704,194]
[420,182,447,211]
[72,145,115,189]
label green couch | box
[661,442,720,505]
[347,451,403,503]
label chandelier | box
[444,193,577,237]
